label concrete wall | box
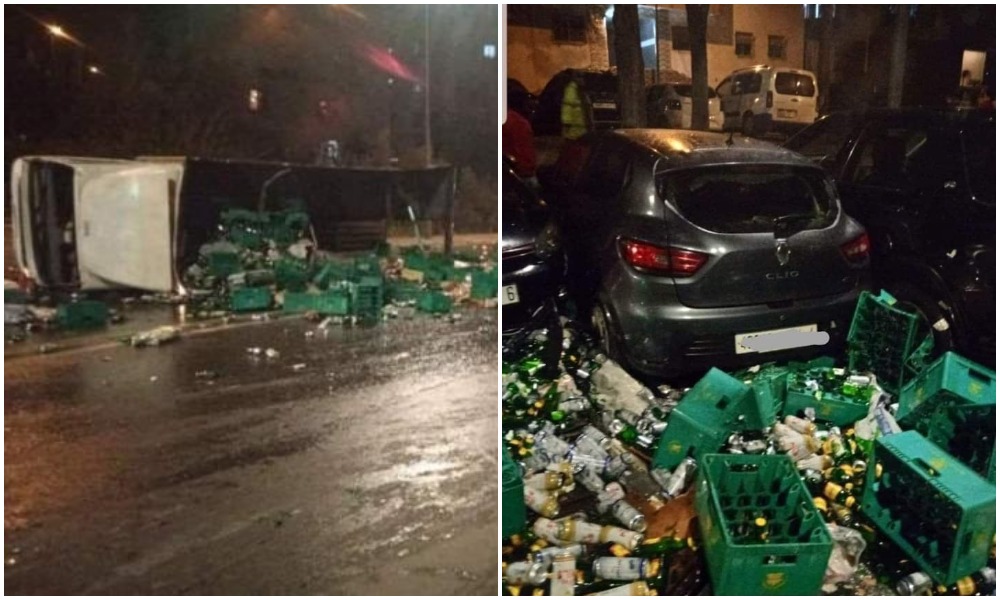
[507,15,610,93]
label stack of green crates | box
[501,446,525,539]
[221,209,268,249]
[312,260,353,290]
[695,454,833,595]
[653,368,765,470]
[861,431,996,585]
[897,352,996,481]
[57,299,108,329]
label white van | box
[716,65,818,136]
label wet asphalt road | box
[4,309,498,595]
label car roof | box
[610,129,819,169]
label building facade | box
[507,4,805,93]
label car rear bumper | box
[609,285,866,378]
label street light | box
[47,24,68,39]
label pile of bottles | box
[501,322,997,596]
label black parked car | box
[785,108,995,365]
[541,130,871,378]
[502,159,564,350]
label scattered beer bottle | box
[895,571,933,595]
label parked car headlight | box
[535,222,561,259]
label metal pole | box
[424,5,432,167]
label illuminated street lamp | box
[47,24,68,39]
[87,65,102,75]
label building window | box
[735,32,754,57]
[553,12,587,43]
[768,35,787,59]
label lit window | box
[768,35,787,59]
[483,44,497,59]
[735,32,754,57]
[248,88,262,112]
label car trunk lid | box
[657,163,862,308]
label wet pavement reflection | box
[4,309,498,595]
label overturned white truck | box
[10,156,456,293]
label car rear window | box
[659,165,836,234]
[775,73,815,97]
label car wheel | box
[741,112,755,137]
[887,282,956,360]
[591,302,623,363]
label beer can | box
[592,557,650,581]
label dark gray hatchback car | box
[542,130,872,377]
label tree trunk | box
[613,5,645,127]
[818,5,836,112]
[887,5,909,108]
[686,5,710,130]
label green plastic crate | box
[695,454,833,596]
[915,404,996,482]
[205,251,242,278]
[386,280,423,304]
[747,364,789,426]
[352,276,384,318]
[896,353,996,480]
[266,210,310,245]
[502,447,525,539]
[282,291,351,315]
[230,286,272,312]
[352,256,381,280]
[403,251,430,272]
[312,260,353,289]
[897,352,995,424]
[416,290,452,314]
[783,367,874,426]
[56,300,108,329]
[274,258,311,292]
[861,431,996,585]
[847,290,928,396]
[652,368,762,470]
[471,268,498,299]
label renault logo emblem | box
[776,240,791,266]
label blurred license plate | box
[778,109,797,118]
[735,324,818,354]
[502,285,520,305]
[593,102,617,110]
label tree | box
[613,5,645,127]
[686,5,710,130]
[887,5,909,108]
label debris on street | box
[501,291,996,596]
[127,326,182,348]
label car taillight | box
[666,99,682,111]
[766,91,773,108]
[620,239,708,277]
[841,233,870,263]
